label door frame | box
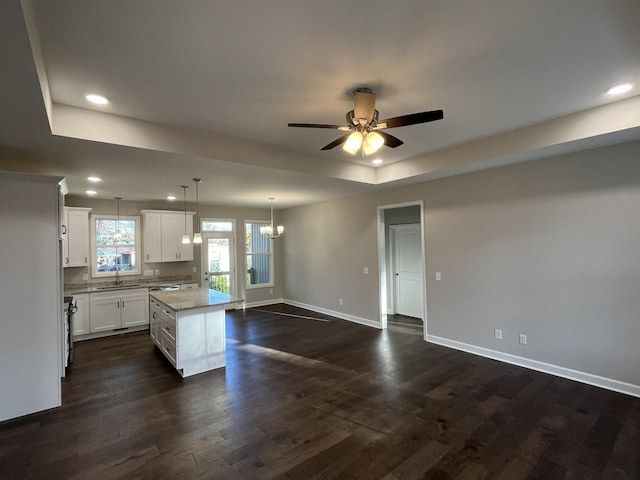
[377,201,426,338]
[200,219,237,297]
[390,223,423,317]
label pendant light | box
[114,197,123,239]
[192,178,202,244]
[181,186,190,244]
[260,197,284,239]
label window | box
[245,221,273,288]
[202,220,233,232]
[91,215,141,277]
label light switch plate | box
[435,272,442,281]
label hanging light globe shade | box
[193,232,202,244]
[342,131,363,155]
[363,131,384,155]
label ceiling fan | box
[287,87,444,156]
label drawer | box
[161,333,177,367]
[161,316,176,342]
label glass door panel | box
[206,237,232,294]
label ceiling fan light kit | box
[288,87,444,156]
[343,131,363,154]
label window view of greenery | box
[207,239,230,294]
[202,221,233,232]
[245,222,271,286]
[95,218,137,274]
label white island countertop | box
[150,288,243,311]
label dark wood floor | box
[1,305,639,479]
[387,314,423,337]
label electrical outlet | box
[494,329,503,340]
[154,269,160,276]
[435,272,442,281]
[519,334,527,345]
[269,288,273,294]
[339,298,343,306]
[192,266,197,273]
[82,273,88,281]
[363,267,369,274]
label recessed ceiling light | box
[87,176,102,182]
[86,190,97,195]
[167,195,177,201]
[86,94,109,105]
[372,158,383,165]
[606,83,633,96]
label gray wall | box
[281,139,640,389]
[1,173,62,421]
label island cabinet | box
[150,289,242,377]
[90,288,149,333]
[63,207,92,267]
[141,210,195,263]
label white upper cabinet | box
[141,210,194,263]
[63,207,91,268]
[142,211,162,262]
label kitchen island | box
[149,288,243,377]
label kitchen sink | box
[95,284,143,290]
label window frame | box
[91,214,141,278]
[245,220,274,289]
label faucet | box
[115,269,123,286]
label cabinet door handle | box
[122,301,125,308]
[117,301,120,308]
[65,257,69,265]
[146,253,149,260]
[84,256,87,263]
[152,312,157,319]
[62,225,67,235]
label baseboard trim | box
[242,298,284,309]
[283,299,381,329]
[427,334,640,398]
[74,324,149,342]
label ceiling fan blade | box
[377,131,404,148]
[321,134,351,150]
[378,109,444,129]
[287,123,345,129]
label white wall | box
[0,172,63,421]
[281,140,640,395]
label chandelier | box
[260,197,284,239]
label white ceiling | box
[1,0,639,208]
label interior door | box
[392,224,423,318]
[202,234,235,295]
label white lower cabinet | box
[72,294,90,336]
[90,288,149,333]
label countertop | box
[65,280,195,295]
[150,288,244,311]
